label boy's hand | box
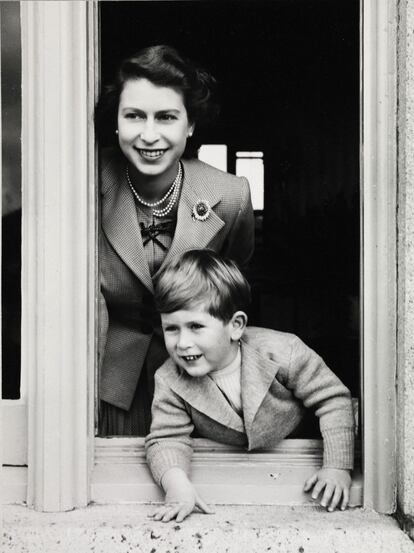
[303,468,351,511]
[150,467,214,523]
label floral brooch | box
[192,199,211,221]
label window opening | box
[99,0,360,442]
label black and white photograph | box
[2,1,414,552]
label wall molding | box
[362,0,398,512]
[20,1,96,511]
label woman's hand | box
[303,468,352,511]
[150,467,214,523]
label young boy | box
[145,250,354,522]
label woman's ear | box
[229,311,248,341]
[188,123,195,137]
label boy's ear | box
[229,311,248,341]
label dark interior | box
[100,0,360,436]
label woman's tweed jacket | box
[99,148,255,411]
[145,327,355,485]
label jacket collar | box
[166,334,282,439]
[101,156,225,293]
[169,367,245,434]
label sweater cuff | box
[322,427,354,470]
[146,443,192,486]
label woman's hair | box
[96,45,219,157]
[154,249,251,323]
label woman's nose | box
[139,120,159,143]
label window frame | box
[1,0,397,514]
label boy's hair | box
[154,249,251,322]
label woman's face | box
[117,78,194,180]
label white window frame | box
[1,0,397,513]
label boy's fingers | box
[153,506,169,521]
[341,486,350,511]
[320,484,335,508]
[303,473,318,492]
[195,495,215,515]
[311,480,325,500]
[175,505,193,523]
[162,505,181,522]
[328,487,343,512]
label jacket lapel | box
[240,339,282,440]
[101,159,153,293]
[155,159,225,275]
[169,371,245,434]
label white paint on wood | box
[20,1,96,511]
[362,0,398,512]
[92,438,363,506]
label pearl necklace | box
[126,162,182,218]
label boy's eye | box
[163,325,178,333]
[190,323,204,330]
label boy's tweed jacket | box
[99,148,255,410]
[145,327,355,485]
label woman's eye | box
[124,112,144,120]
[190,323,203,330]
[158,113,177,122]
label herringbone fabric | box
[98,148,255,434]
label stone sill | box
[3,504,414,553]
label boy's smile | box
[161,305,246,378]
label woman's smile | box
[135,147,169,161]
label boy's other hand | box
[150,467,214,523]
[303,468,352,512]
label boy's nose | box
[176,330,192,350]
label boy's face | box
[161,304,246,378]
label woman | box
[97,45,254,435]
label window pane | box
[1,2,22,399]
[198,145,228,172]
[236,155,264,211]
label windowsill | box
[92,437,363,506]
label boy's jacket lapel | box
[167,337,283,441]
[102,156,225,292]
[169,371,245,434]
[240,340,282,445]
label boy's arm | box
[151,467,214,523]
[145,375,194,485]
[281,336,355,469]
[145,373,213,521]
[280,336,355,510]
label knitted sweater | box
[145,327,355,486]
